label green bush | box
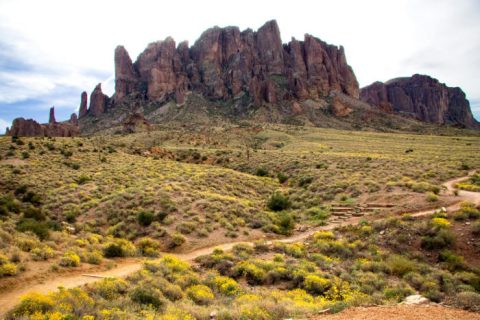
[169,233,186,248]
[267,192,290,211]
[103,239,136,258]
[22,191,42,206]
[16,218,50,240]
[277,172,288,184]
[255,167,269,177]
[137,210,154,226]
[438,250,465,271]
[75,175,91,185]
[386,255,416,277]
[421,229,455,250]
[136,237,160,257]
[130,285,166,310]
[307,207,330,221]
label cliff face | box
[112,20,359,107]
[360,75,479,129]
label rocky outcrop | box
[360,75,479,129]
[8,113,79,137]
[49,107,56,124]
[114,46,139,100]
[78,91,88,118]
[89,84,109,117]
[69,113,78,126]
[105,20,358,108]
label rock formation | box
[49,107,56,124]
[78,91,88,118]
[107,20,358,108]
[89,84,109,117]
[114,46,139,100]
[360,75,479,129]
[8,109,80,137]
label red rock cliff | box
[360,74,479,129]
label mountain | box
[6,20,479,136]
[360,74,479,129]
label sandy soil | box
[310,305,480,320]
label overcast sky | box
[0,0,479,133]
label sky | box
[0,0,479,133]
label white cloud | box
[0,118,8,134]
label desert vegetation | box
[0,124,479,318]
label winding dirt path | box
[0,173,479,316]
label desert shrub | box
[307,207,330,221]
[431,217,451,228]
[277,172,288,184]
[130,285,166,310]
[75,174,91,185]
[267,192,290,211]
[455,291,480,311]
[16,218,50,240]
[438,250,465,271]
[23,206,46,221]
[0,195,21,213]
[137,210,154,226]
[383,283,415,301]
[21,151,30,159]
[103,239,136,258]
[22,191,42,206]
[426,192,438,202]
[31,245,55,261]
[212,276,241,296]
[303,274,331,295]
[386,255,416,277]
[85,250,103,264]
[472,221,480,235]
[176,221,196,234]
[298,176,314,187]
[421,229,455,250]
[169,233,186,248]
[156,279,184,301]
[11,292,53,316]
[186,284,214,305]
[136,237,160,257]
[93,278,128,300]
[0,262,17,276]
[255,167,269,177]
[59,251,81,267]
[232,261,267,285]
[274,211,295,235]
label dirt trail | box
[1,173,479,316]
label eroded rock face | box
[360,75,479,128]
[8,114,79,137]
[78,91,88,118]
[89,83,109,117]
[115,46,139,99]
[49,107,56,124]
[112,20,359,107]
